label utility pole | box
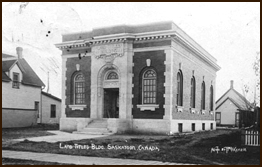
[47,71,50,93]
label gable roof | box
[2,53,15,59]
[216,87,252,110]
[216,97,243,110]
[2,71,11,82]
[17,58,45,87]
[41,91,61,102]
[2,59,17,72]
[2,56,45,87]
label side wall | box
[171,39,217,121]
[2,108,37,128]
[2,82,41,110]
[41,95,61,124]
[216,99,238,126]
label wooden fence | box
[242,130,260,146]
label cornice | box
[172,35,221,71]
[55,29,221,71]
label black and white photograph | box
[2,2,260,165]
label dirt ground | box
[2,158,75,165]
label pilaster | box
[61,56,67,118]
[163,48,174,120]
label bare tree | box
[241,52,260,109]
[253,52,260,106]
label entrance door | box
[103,88,119,118]
[35,101,40,123]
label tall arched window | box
[74,73,85,104]
[201,81,206,110]
[177,70,183,106]
[190,77,196,108]
[210,85,214,111]
[142,69,157,104]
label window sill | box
[69,105,86,110]
[201,110,206,115]
[137,104,159,111]
[176,106,184,112]
[190,108,196,114]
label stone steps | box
[73,119,113,135]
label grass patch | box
[2,124,59,147]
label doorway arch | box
[97,65,120,118]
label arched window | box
[74,73,85,104]
[190,77,196,108]
[142,69,157,104]
[106,71,118,80]
[177,70,183,106]
[201,81,206,110]
[210,85,214,111]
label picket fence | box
[242,130,260,146]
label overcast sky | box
[2,2,260,102]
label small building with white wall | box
[41,91,61,124]
[215,80,252,127]
[2,47,45,128]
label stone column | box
[118,40,133,119]
[60,56,67,118]
[163,48,174,120]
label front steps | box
[73,119,114,135]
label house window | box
[107,72,118,80]
[178,123,183,133]
[202,123,205,130]
[235,112,239,127]
[35,101,39,118]
[201,81,206,110]
[210,123,213,130]
[210,85,214,111]
[12,72,20,89]
[215,112,221,125]
[192,123,195,131]
[74,73,85,104]
[50,104,56,118]
[190,77,196,108]
[177,70,183,106]
[142,69,157,104]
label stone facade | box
[56,21,220,134]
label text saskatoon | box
[59,143,160,151]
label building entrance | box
[103,88,119,118]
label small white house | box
[40,91,61,124]
[2,47,45,128]
[215,80,252,127]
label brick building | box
[56,21,221,134]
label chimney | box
[16,47,23,59]
[230,80,234,89]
